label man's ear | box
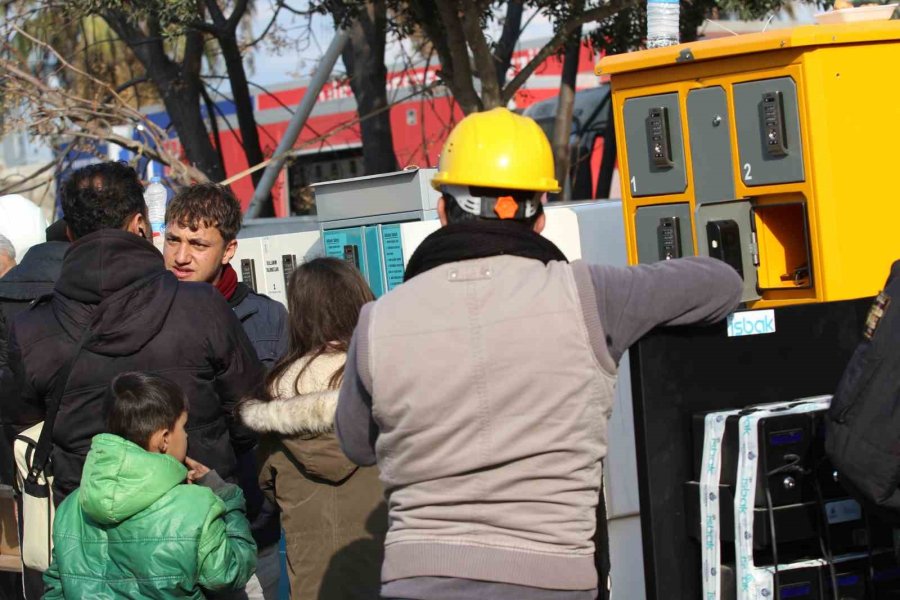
[125,213,151,241]
[533,212,546,234]
[65,225,76,242]
[222,238,238,265]
[437,196,449,227]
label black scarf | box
[404,220,568,281]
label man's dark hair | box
[61,162,146,239]
[166,183,242,243]
[444,186,544,229]
[106,372,188,449]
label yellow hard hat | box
[431,107,561,193]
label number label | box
[743,163,753,181]
[631,176,637,193]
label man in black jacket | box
[2,162,265,506]
[164,183,287,600]
[0,220,70,599]
[0,221,69,487]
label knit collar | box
[404,220,568,281]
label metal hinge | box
[749,232,760,267]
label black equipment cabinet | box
[629,298,872,600]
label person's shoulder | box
[11,293,58,335]
[241,290,286,314]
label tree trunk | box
[461,5,502,109]
[433,0,482,114]
[551,21,583,201]
[200,84,226,170]
[104,13,224,182]
[595,108,618,199]
[218,33,274,215]
[340,0,398,174]
[494,0,524,89]
[158,79,226,182]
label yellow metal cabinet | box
[598,21,900,307]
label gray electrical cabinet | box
[232,216,324,307]
[623,93,687,197]
[733,76,805,187]
[314,168,441,298]
[687,87,736,204]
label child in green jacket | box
[44,371,257,598]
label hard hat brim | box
[431,173,561,194]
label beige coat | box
[241,352,386,600]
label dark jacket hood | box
[52,229,178,356]
[0,241,68,300]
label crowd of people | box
[0,108,743,599]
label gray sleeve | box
[335,311,378,467]
[196,469,231,494]
[588,256,743,363]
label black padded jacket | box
[2,229,264,504]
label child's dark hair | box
[106,372,188,449]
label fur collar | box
[240,390,339,435]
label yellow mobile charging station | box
[596,20,900,600]
[598,21,900,308]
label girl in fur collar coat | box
[240,258,386,600]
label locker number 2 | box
[743,163,753,181]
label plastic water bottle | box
[647,0,680,49]
[144,176,167,251]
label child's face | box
[165,412,189,463]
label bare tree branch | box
[501,0,638,104]
[247,3,283,47]
[0,157,62,197]
[274,0,318,17]
[2,26,207,184]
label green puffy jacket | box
[44,434,257,599]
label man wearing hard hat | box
[335,108,743,599]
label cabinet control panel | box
[240,259,257,292]
[648,107,675,169]
[657,216,683,260]
[762,91,789,157]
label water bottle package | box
[144,176,168,251]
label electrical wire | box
[765,486,782,596]
[764,453,807,599]
[813,462,840,600]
